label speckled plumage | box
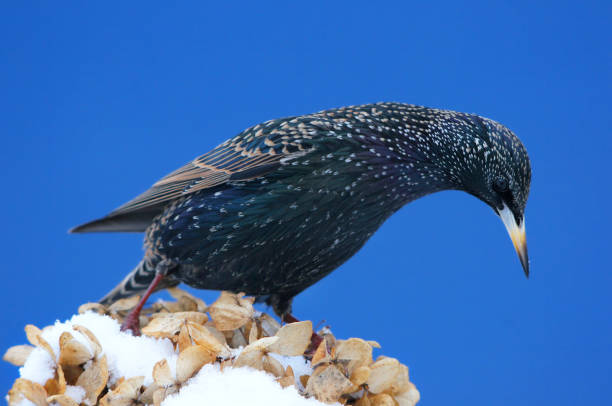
[72,102,531,316]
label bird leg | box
[282,313,324,357]
[121,260,174,335]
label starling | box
[72,103,531,333]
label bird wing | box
[71,132,307,233]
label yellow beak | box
[498,203,529,277]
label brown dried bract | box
[78,303,106,315]
[152,359,174,387]
[394,382,420,406]
[184,321,230,358]
[73,325,103,358]
[44,364,66,396]
[76,355,109,405]
[99,376,144,406]
[365,357,401,394]
[59,332,93,366]
[3,344,34,366]
[141,312,207,339]
[268,321,312,356]
[8,378,48,406]
[208,291,254,331]
[167,287,207,312]
[335,338,374,376]
[306,365,354,404]
[47,394,80,406]
[176,345,216,382]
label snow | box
[17,312,334,406]
[162,364,333,406]
[19,347,55,385]
[269,352,312,390]
[64,385,87,404]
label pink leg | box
[120,272,165,336]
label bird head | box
[450,115,532,276]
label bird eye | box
[493,176,509,193]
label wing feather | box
[71,129,310,233]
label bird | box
[71,102,531,334]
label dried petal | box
[233,336,279,370]
[152,386,178,406]
[44,365,66,396]
[176,345,216,382]
[186,321,229,357]
[59,332,92,366]
[8,378,48,406]
[394,382,420,406]
[72,325,103,357]
[208,291,254,331]
[61,365,83,386]
[228,328,248,348]
[306,365,354,403]
[311,340,331,366]
[108,296,140,313]
[46,394,79,406]
[78,303,106,315]
[234,349,264,370]
[150,311,207,324]
[263,355,284,377]
[277,365,295,388]
[369,393,395,406]
[152,359,174,387]
[350,366,371,387]
[248,321,259,344]
[143,312,208,339]
[268,321,312,356]
[258,313,281,337]
[99,376,144,406]
[139,383,159,405]
[365,357,400,394]
[299,374,310,389]
[355,393,371,406]
[177,323,192,352]
[336,338,373,375]
[3,344,34,366]
[25,326,56,360]
[25,325,43,347]
[114,376,144,398]
[390,364,410,395]
[204,325,227,345]
[244,336,280,352]
[167,287,207,312]
[76,355,109,405]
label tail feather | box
[99,260,156,305]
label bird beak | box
[497,203,529,277]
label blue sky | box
[1,1,610,404]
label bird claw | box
[120,311,142,336]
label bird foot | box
[118,269,170,336]
[120,311,141,336]
[282,313,324,358]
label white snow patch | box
[19,347,55,385]
[162,364,334,406]
[269,352,312,390]
[64,385,86,404]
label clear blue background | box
[1,1,610,404]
